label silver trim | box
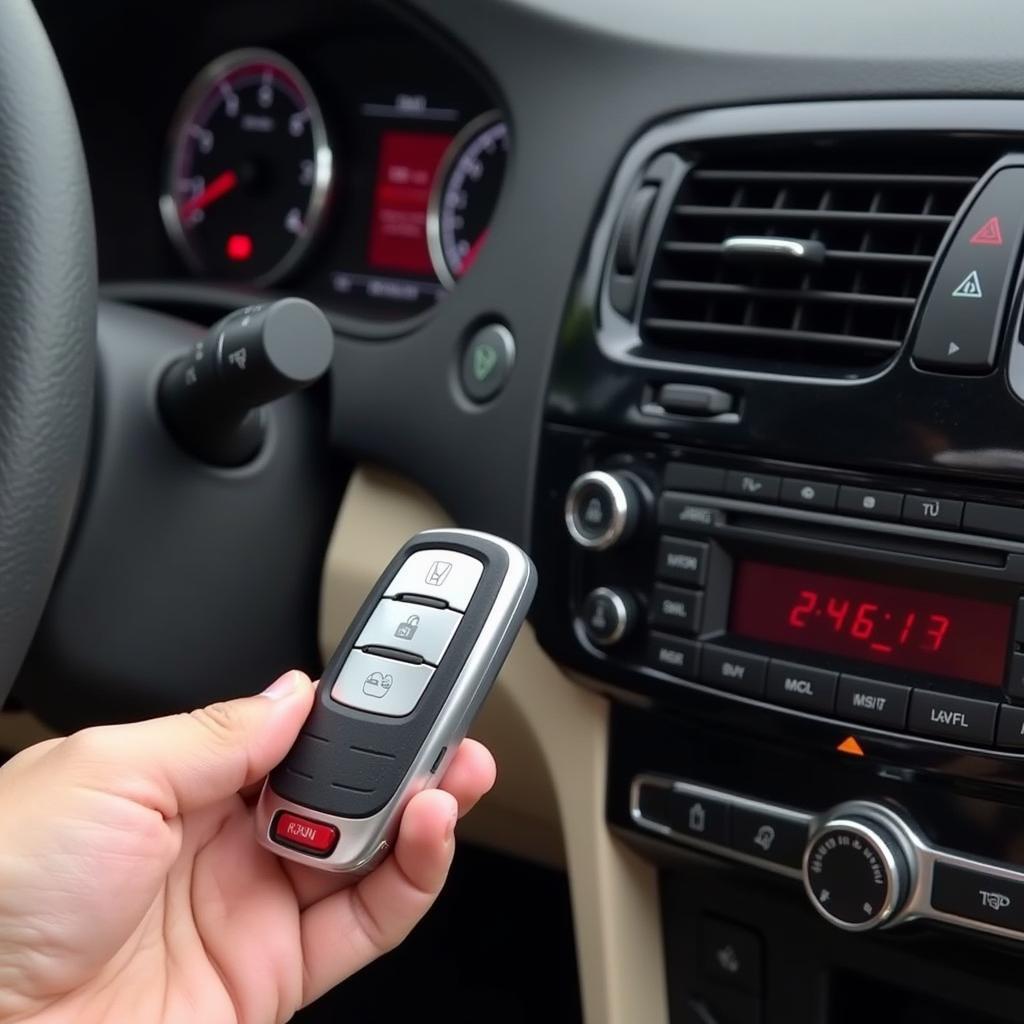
[722,236,826,264]
[159,48,334,287]
[802,815,907,932]
[584,587,630,646]
[629,774,812,881]
[632,782,1024,942]
[664,488,1024,556]
[825,800,1024,942]
[426,110,505,289]
[257,529,535,872]
[565,470,633,550]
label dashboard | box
[27,2,1024,1024]
[42,0,506,326]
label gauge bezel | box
[159,47,334,288]
[426,109,506,289]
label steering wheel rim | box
[0,1,96,698]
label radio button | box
[650,584,704,635]
[836,486,904,521]
[836,675,911,730]
[766,660,838,713]
[996,705,1024,749]
[1009,654,1024,699]
[908,690,997,745]
[1015,598,1024,645]
[648,633,700,678]
[700,646,767,697]
[931,864,1024,931]
[725,470,781,502]
[655,537,709,586]
[780,478,838,511]
[669,789,730,845]
[664,462,726,494]
[902,495,964,529]
[658,495,726,531]
[963,502,1024,542]
[730,805,809,870]
[580,587,637,647]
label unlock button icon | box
[394,614,420,641]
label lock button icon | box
[394,614,420,641]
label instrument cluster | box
[65,2,507,326]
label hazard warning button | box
[912,168,1024,373]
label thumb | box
[60,670,315,818]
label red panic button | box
[272,812,339,856]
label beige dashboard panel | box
[320,466,668,1024]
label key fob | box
[256,528,537,872]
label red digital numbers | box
[785,588,951,656]
[788,590,818,628]
[825,596,849,631]
[730,561,1012,687]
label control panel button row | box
[629,776,812,878]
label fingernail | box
[261,672,299,701]
[445,800,459,842]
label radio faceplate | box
[534,425,1024,775]
[648,482,1024,749]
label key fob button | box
[272,812,339,856]
[330,650,434,717]
[356,599,462,664]
[384,549,484,612]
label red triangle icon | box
[969,216,1003,246]
[837,736,864,756]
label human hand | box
[0,671,495,1024]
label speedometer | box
[160,49,333,286]
[427,112,509,288]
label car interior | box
[9,0,1024,1021]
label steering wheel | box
[0,2,96,699]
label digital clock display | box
[730,561,1011,687]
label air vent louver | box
[641,144,984,375]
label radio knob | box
[803,809,910,932]
[565,470,642,551]
[579,587,638,647]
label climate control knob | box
[565,470,642,550]
[579,587,638,647]
[803,810,910,932]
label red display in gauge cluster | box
[367,132,453,274]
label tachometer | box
[427,112,508,288]
[161,49,333,286]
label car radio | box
[534,435,1024,763]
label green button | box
[461,324,515,402]
[472,343,499,382]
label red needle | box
[179,169,238,219]
[459,228,490,275]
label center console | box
[534,100,1024,1022]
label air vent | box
[640,142,985,375]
